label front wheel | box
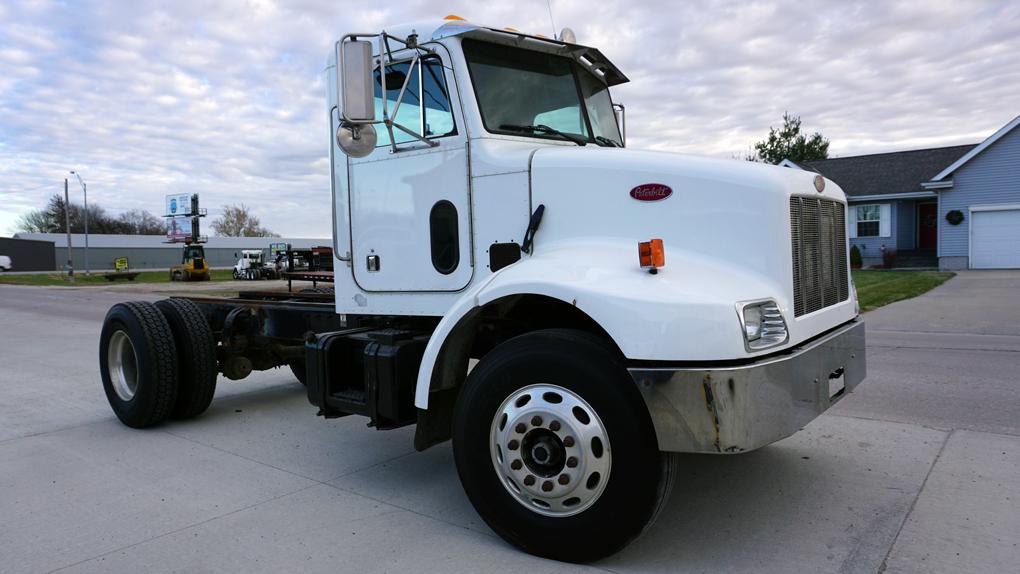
[452,329,676,562]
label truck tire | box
[99,301,179,428]
[155,298,218,419]
[452,329,674,562]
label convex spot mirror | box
[339,39,375,123]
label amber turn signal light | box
[638,239,665,272]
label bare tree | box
[117,209,166,234]
[210,203,278,237]
[15,195,166,235]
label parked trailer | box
[98,17,866,563]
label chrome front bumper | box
[630,318,866,454]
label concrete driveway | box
[1,272,1018,573]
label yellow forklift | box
[166,194,210,281]
[170,240,210,281]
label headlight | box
[737,300,789,351]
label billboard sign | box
[166,216,193,242]
[165,193,192,216]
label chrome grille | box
[790,197,849,317]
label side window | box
[430,200,459,274]
[373,57,456,148]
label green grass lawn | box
[0,268,235,286]
[852,269,955,312]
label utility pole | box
[71,171,90,275]
[64,178,74,281]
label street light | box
[70,170,90,275]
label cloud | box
[1,0,1018,236]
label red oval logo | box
[630,183,672,201]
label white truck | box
[232,249,277,280]
[98,17,865,562]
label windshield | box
[462,39,622,146]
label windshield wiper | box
[594,136,620,148]
[500,124,587,146]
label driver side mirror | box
[339,39,375,123]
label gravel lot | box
[1,272,1018,573]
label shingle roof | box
[798,144,977,197]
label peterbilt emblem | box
[630,184,672,201]
[814,175,825,193]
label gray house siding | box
[939,126,1020,268]
[849,201,897,265]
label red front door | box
[918,203,938,249]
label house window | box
[856,204,881,237]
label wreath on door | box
[945,210,964,225]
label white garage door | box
[971,208,1020,269]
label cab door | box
[347,49,471,292]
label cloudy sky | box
[1,0,1018,237]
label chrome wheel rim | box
[108,330,139,401]
[490,384,611,517]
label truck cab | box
[98,16,864,563]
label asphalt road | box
[1,272,1018,573]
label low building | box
[782,113,1020,270]
[0,236,57,271]
[12,233,329,271]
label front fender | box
[414,239,785,409]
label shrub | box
[850,245,862,269]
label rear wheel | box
[452,329,675,562]
[99,301,179,428]
[156,298,218,419]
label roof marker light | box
[444,14,467,21]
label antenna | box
[546,0,557,37]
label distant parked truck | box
[97,17,866,563]
[232,250,275,280]
[0,255,11,271]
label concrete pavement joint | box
[42,482,365,574]
[876,429,955,574]
[869,344,1020,354]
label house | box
[781,113,1020,270]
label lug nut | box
[510,459,523,470]
[531,416,543,427]
[563,436,575,447]
[558,474,570,485]
[542,480,554,492]
[515,422,527,433]
[524,475,536,486]
[508,439,519,451]
[566,456,578,468]
[549,420,561,431]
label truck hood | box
[525,146,856,356]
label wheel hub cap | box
[108,330,139,402]
[490,384,611,517]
